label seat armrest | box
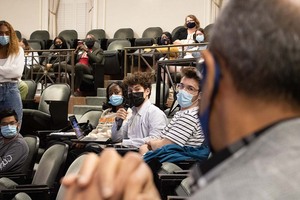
[167,195,188,200]
[15,184,48,189]
[158,174,189,180]
[173,170,191,174]
[45,100,69,129]
[92,63,104,88]
[0,186,50,200]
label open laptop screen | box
[68,115,84,140]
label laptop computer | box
[69,115,111,143]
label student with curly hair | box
[111,72,168,147]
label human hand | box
[46,63,52,70]
[116,108,128,120]
[62,149,161,200]
[148,139,161,151]
[139,144,150,155]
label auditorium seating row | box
[16,24,213,51]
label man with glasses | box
[0,109,28,173]
[63,0,300,199]
[139,67,208,163]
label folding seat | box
[171,26,185,38]
[0,143,69,200]
[15,30,22,40]
[29,30,51,49]
[58,30,78,48]
[203,23,214,42]
[20,83,71,137]
[106,28,134,48]
[103,39,131,79]
[135,27,163,47]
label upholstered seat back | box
[38,84,71,114]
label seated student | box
[61,0,300,199]
[73,34,104,96]
[111,72,168,147]
[86,81,132,139]
[36,36,70,83]
[63,81,131,172]
[155,32,179,60]
[0,109,29,173]
[173,14,200,45]
[19,38,40,80]
[139,67,209,163]
[184,28,208,59]
[18,80,28,100]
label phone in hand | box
[77,40,83,45]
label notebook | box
[69,115,111,143]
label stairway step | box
[73,105,102,115]
[86,96,106,106]
[97,88,106,97]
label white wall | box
[96,0,212,38]
[1,0,42,39]
[1,0,216,39]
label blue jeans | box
[0,82,23,125]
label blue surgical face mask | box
[198,58,221,152]
[0,36,10,46]
[196,34,204,43]
[1,125,18,139]
[176,89,194,108]
[109,95,124,106]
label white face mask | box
[196,34,204,43]
[0,36,10,46]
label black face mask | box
[54,44,63,49]
[85,40,95,49]
[161,38,170,45]
[129,92,145,107]
[187,22,196,29]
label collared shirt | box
[111,100,168,147]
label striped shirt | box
[161,106,204,147]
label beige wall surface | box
[1,0,43,39]
[1,0,216,39]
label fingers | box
[116,108,128,120]
[110,152,144,199]
[97,148,122,199]
[123,162,160,200]
[61,153,99,187]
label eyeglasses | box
[176,83,199,94]
[0,121,18,126]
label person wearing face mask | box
[184,28,208,59]
[36,36,70,83]
[173,14,200,45]
[0,109,29,173]
[62,81,131,173]
[111,72,168,147]
[87,81,132,139]
[73,34,104,96]
[0,21,24,126]
[61,0,300,199]
[139,67,208,163]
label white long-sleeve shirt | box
[0,47,24,82]
[111,100,168,147]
